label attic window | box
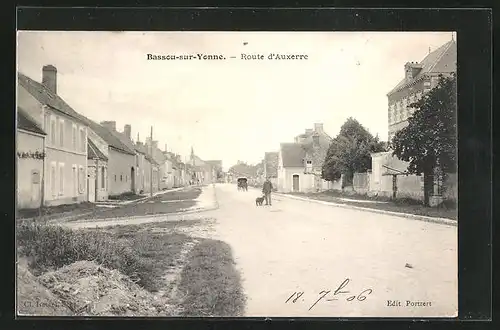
[306,160,312,164]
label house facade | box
[16,108,46,209]
[87,139,108,202]
[370,39,457,204]
[18,66,89,206]
[190,147,214,185]
[277,123,333,193]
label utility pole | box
[150,126,153,197]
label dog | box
[255,196,265,206]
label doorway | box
[131,167,136,193]
[292,174,300,192]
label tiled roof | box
[280,143,307,167]
[388,40,457,95]
[87,138,108,161]
[17,107,46,135]
[18,72,136,156]
[18,72,87,125]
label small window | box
[59,119,64,147]
[59,163,65,196]
[50,119,57,144]
[114,174,117,182]
[120,174,123,181]
[72,165,78,196]
[306,160,312,164]
[72,124,77,150]
[101,167,106,189]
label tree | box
[391,74,457,206]
[322,117,387,185]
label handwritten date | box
[285,279,373,311]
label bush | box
[16,222,155,289]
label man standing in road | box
[262,177,273,206]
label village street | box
[64,184,457,317]
[208,184,457,318]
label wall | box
[322,177,342,191]
[107,148,135,196]
[17,130,45,209]
[277,167,314,193]
[353,172,370,195]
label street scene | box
[16,31,457,317]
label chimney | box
[164,143,168,152]
[42,65,57,94]
[314,123,324,133]
[124,124,131,140]
[101,121,116,131]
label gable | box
[280,143,306,168]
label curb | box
[275,193,457,227]
[61,186,220,227]
[103,187,187,205]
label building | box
[189,147,214,184]
[370,39,457,204]
[87,138,109,202]
[277,123,333,193]
[88,121,137,197]
[134,138,160,194]
[16,107,46,209]
[205,160,223,182]
[17,66,89,206]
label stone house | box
[87,138,109,202]
[16,107,46,209]
[17,67,89,206]
[277,123,333,193]
[189,147,214,185]
[134,139,160,194]
[370,38,457,204]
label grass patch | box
[16,202,97,220]
[16,221,191,292]
[178,239,246,317]
[288,190,457,220]
[108,192,144,201]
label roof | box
[388,40,457,95]
[87,139,108,161]
[17,107,46,135]
[87,121,136,155]
[134,143,158,165]
[280,143,307,167]
[18,72,87,125]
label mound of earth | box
[38,260,175,316]
[17,261,72,316]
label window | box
[101,167,106,189]
[58,163,65,196]
[80,128,86,152]
[78,166,85,194]
[59,119,65,147]
[120,174,123,181]
[44,113,51,135]
[72,124,77,150]
[72,165,78,196]
[114,174,117,182]
[50,118,57,144]
[50,162,57,197]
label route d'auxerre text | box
[146,53,309,61]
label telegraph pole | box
[150,126,153,197]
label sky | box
[17,31,454,171]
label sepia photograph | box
[16,30,458,318]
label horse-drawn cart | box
[237,177,248,191]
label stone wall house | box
[371,38,457,204]
[277,123,333,193]
[18,67,89,206]
[16,107,46,209]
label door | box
[88,170,96,202]
[292,174,300,192]
[131,167,135,193]
[31,170,41,207]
